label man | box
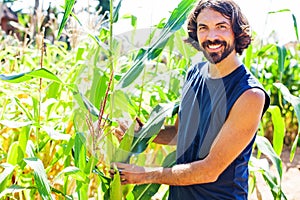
[112,0,270,199]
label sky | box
[114,0,300,44]
[8,0,300,44]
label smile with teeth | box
[208,44,222,50]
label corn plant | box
[0,0,299,200]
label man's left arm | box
[112,88,266,185]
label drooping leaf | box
[255,136,283,179]
[268,106,285,156]
[131,103,175,153]
[55,166,88,182]
[117,0,197,88]
[0,68,62,83]
[123,14,137,28]
[24,158,53,200]
[273,83,300,161]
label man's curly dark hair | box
[186,0,251,55]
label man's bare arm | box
[113,88,266,185]
[152,116,179,145]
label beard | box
[200,39,235,64]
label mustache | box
[202,40,226,48]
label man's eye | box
[198,26,206,31]
[218,25,227,30]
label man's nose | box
[206,30,218,40]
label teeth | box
[208,44,221,49]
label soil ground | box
[249,147,300,200]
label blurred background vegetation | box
[0,0,299,199]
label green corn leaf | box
[132,184,161,200]
[130,151,176,200]
[174,28,198,60]
[268,106,285,156]
[0,163,15,193]
[117,0,197,88]
[273,83,300,161]
[110,170,122,200]
[256,44,275,57]
[292,14,299,41]
[276,45,287,81]
[261,171,280,197]
[123,14,137,28]
[14,97,34,120]
[0,68,62,83]
[113,0,123,23]
[112,90,137,117]
[7,142,24,166]
[0,185,31,199]
[74,132,89,199]
[76,91,100,117]
[244,44,253,69]
[89,69,108,110]
[56,166,88,182]
[24,158,53,200]
[114,121,135,162]
[74,132,87,170]
[57,0,76,39]
[268,8,298,41]
[255,136,283,180]
[131,103,175,153]
[50,187,73,200]
[268,9,290,14]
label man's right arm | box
[113,116,179,145]
[152,116,178,145]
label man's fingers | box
[118,121,129,132]
[112,128,125,141]
[111,162,128,169]
[135,117,144,127]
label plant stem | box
[37,30,45,153]
[92,0,115,154]
[108,0,115,120]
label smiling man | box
[112,0,270,199]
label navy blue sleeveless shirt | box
[169,62,270,199]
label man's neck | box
[208,53,242,79]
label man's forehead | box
[196,8,231,25]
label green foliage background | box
[0,0,299,199]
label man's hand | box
[112,117,143,142]
[110,162,149,185]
